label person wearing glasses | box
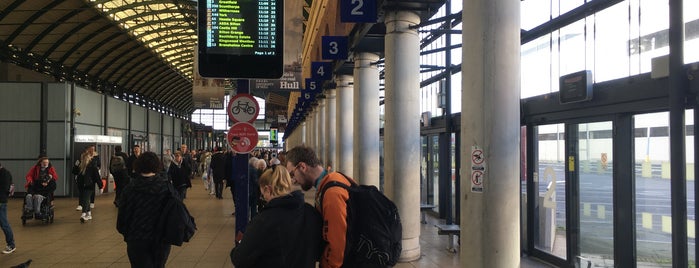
[285,146,356,268]
[231,165,323,268]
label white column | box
[461,0,520,267]
[353,52,381,186]
[300,121,307,145]
[383,10,421,262]
[336,75,354,176]
[318,99,326,165]
[326,87,337,171]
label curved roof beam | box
[121,58,163,88]
[57,24,113,64]
[0,0,26,22]
[44,15,102,57]
[26,7,90,51]
[95,43,143,77]
[113,52,156,82]
[86,38,133,75]
[5,0,66,45]
[105,48,150,81]
[131,64,171,93]
[73,32,124,68]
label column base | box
[398,236,421,262]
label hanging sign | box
[311,61,333,80]
[227,93,260,123]
[340,0,377,23]
[471,145,486,193]
[227,122,259,154]
[322,36,349,60]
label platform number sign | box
[305,79,321,99]
[311,61,332,80]
[340,0,377,23]
[322,36,349,60]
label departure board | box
[198,0,284,78]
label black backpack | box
[320,173,402,267]
[110,155,125,174]
[157,184,197,246]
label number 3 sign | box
[340,0,377,23]
[322,36,348,60]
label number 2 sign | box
[340,0,377,23]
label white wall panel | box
[47,122,69,158]
[74,86,103,126]
[149,110,161,134]
[107,98,128,129]
[0,82,40,121]
[0,122,40,159]
[47,83,69,121]
[131,105,147,132]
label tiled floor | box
[0,180,554,267]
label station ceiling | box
[0,0,445,120]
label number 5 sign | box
[322,36,348,60]
[340,0,377,23]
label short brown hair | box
[134,152,162,174]
[285,146,322,168]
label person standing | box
[117,152,173,268]
[209,147,227,199]
[74,145,103,222]
[285,146,352,268]
[111,145,130,207]
[225,137,250,242]
[231,165,323,268]
[162,149,174,172]
[0,162,16,254]
[126,145,141,179]
[167,151,191,200]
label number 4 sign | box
[340,0,377,23]
[311,61,332,80]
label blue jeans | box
[0,203,15,248]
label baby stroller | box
[21,176,56,225]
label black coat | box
[0,167,12,203]
[231,190,323,268]
[209,152,227,183]
[168,162,191,189]
[117,173,171,242]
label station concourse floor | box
[1,179,554,267]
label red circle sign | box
[227,122,258,154]
[227,93,259,123]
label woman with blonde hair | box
[231,165,323,268]
[72,145,103,222]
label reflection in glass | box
[578,121,615,266]
[535,124,567,259]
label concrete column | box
[336,75,354,176]
[461,0,520,267]
[300,121,307,145]
[318,99,326,164]
[353,52,380,186]
[326,88,337,171]
[383,10,421,262]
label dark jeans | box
[114,171,130,203]
[127,240,171,268]
[76,186,95,207]
[80,187,93,213]
[0,203,15,248]
[214,180,224,198]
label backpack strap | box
[318,172,355,213]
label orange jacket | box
[315,172,353,268]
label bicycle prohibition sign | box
[227,93,259,123]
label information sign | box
[322,36,349,60]
[227,122,258,154]
[340,0,377,23]
[227,93,259,123]
[197,0,284,78]
[311,61,333,80]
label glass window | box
[535,123,567,259]
[594,2,631,82]
[635,112,672,266]
[521,35,553,98]
[685,0,699,63]
[559,20,587,78]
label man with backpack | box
[285,146,402,268]
[110,145,129,207]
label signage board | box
[311,61,333,80]
[322,36,349,60]
[559,70,593,104]
[197,0,284,78]
[227,122,259,154]
[340,0,377,23]
[227,93,260,123]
